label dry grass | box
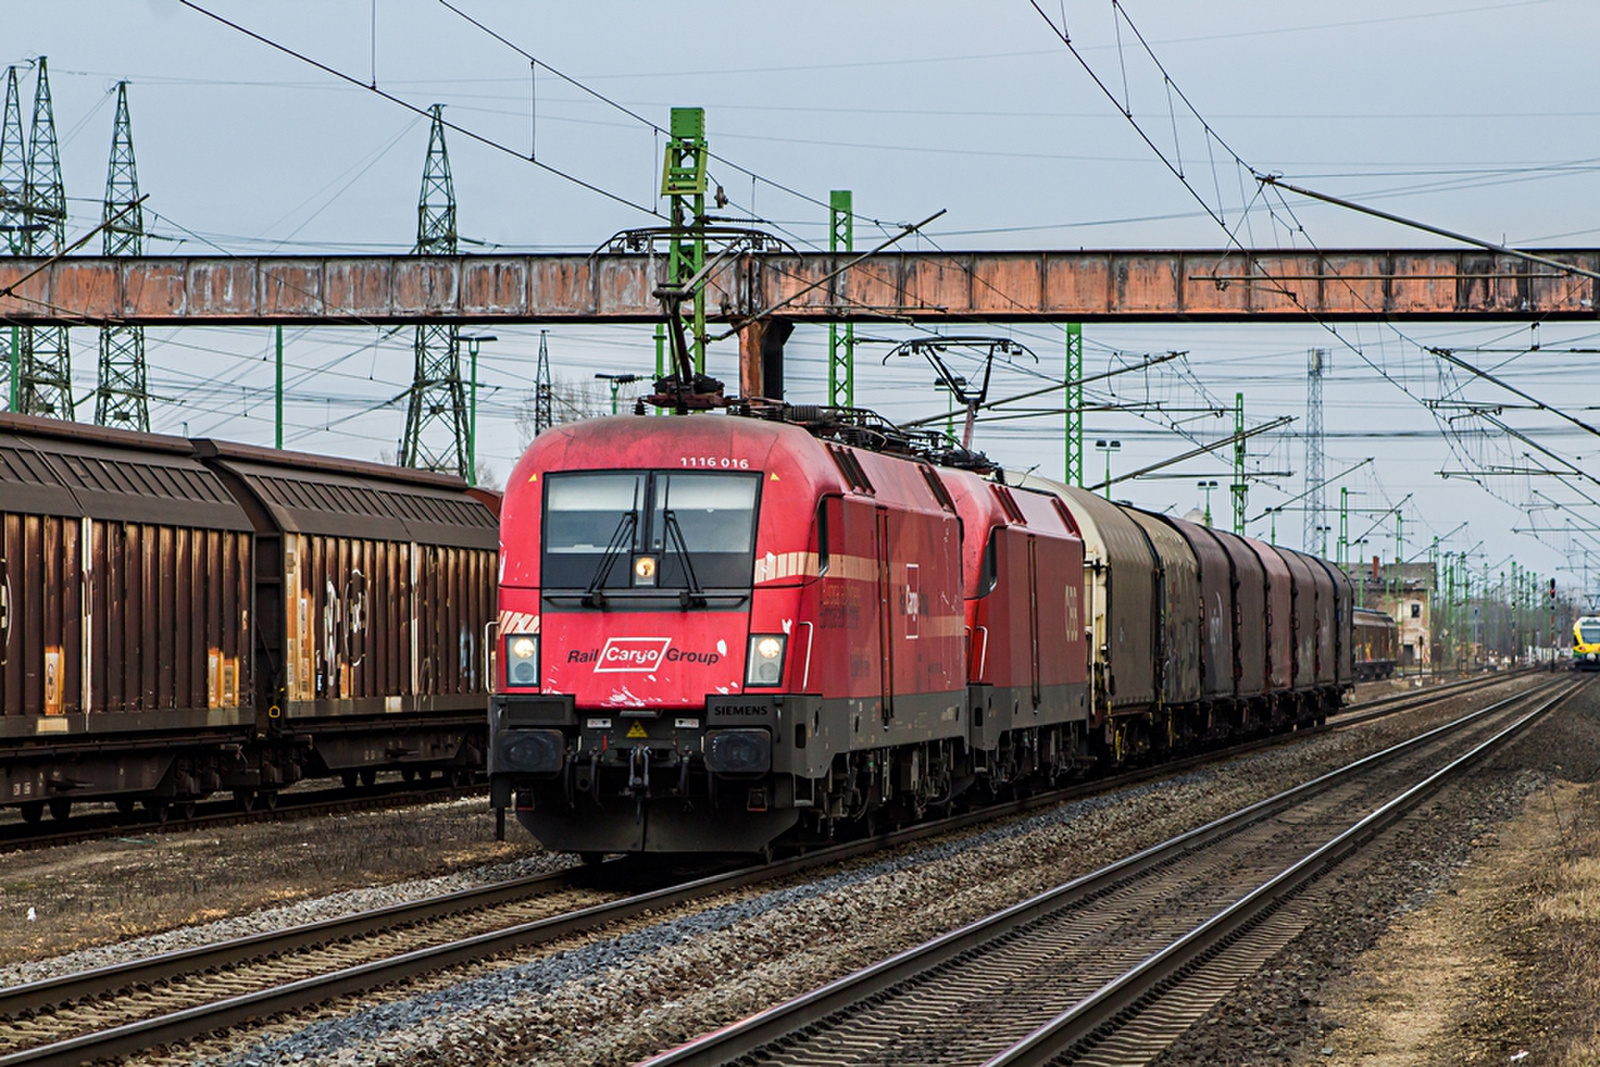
[1537,786,1600,1065]
[1318,778,1600,1065]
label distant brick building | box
[1357,560,1435,668]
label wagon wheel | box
[47,797,71,821]
[359,769,377,788]
[261,790,280,810]
[234,790,257,813]
[115,797,137,816]
[145,800,170,825]
[19,801,43,825]
[177,801,197,822]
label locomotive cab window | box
[545,473,643,558]
[975,527,1000,598]
[542,470,760,599]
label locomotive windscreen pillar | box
[739,318,792,401]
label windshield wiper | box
[661,508,707,609]
[583,511,638,608]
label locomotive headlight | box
[505,634,540,688]
[633,555,657,586]
[746,634,786,687]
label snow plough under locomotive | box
[488,406,1354,854]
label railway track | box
[0,668,1534,857]
[641,673,1583,1066]
[0,670,1547,1066]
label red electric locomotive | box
[488,413,1089,854]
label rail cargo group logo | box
[593,636,673,673]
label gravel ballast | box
[0,796,556,985]
[153,675,1552,1067]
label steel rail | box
[0,671,1537,1066]
[1331,664,1542,724]
[0,862,591,1017]
[638,676,1573,1067]
[987,674,1587,1067]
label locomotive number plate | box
[679,456,750,469]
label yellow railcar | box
[1573,615,1600,670]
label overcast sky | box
[10,0,1600,598]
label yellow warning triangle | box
[769,472,780,480]
[626,720,649,739]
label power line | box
[175,0,662,218]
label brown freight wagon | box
[0,412,500,824]
[0,414,253,822]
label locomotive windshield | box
[543,470,760,599]
[1580,619,1600,644]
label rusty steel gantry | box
[9,248,1597,329]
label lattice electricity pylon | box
[827,190,854,407]
[1,67,24,412]
[533,329,553,435]
[0,68,25,255]
[399,104,468,475]
[95,82,148,431]
[20,58,71,420]
[1302,348,1328,554]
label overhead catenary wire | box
[1025,0,1584,563]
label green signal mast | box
[96,82,149,431]
[828,189,853,407]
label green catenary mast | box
[95,82,148,431]
[399,104,468,476]
[828,190,854,407]
[1064,322,1083,484]
[1231,392,1247,535]
[661,107,708,375]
